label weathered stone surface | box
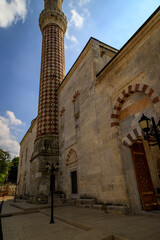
[18,5,160,214]
[57,11,160,213]
[105,205,129,216]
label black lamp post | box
[45,162,60,224]
[139,114,160,149]
[14,184,17,203]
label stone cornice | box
[39,9,67,33]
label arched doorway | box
[131,140,158,210]
[111,85,160,212]
[66,148,78,197]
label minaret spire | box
[30,0,67,202]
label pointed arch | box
[66,148,78,167]
[111,84,159,127]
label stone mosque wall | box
[17,4,160,213]
[17,119,37,197]
[58,9,160,212]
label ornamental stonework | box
[31,136,59,161]
[39,9,67,33]
[37,24,65,138]
[66,148,78,167]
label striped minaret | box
[31,0,67,201]
[37,0,67,138]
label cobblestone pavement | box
[1,198,160,240]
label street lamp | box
[14,184,17,203]
[139,114,160,149]
[45,162,60,224]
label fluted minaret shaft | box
[36,0,67,139]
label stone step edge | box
[40,210,92,231]
[0,209,39,218]
[10,203,50,211]
[139,210,160,218]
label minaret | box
[31,0,67,202]
[38,0,67,138]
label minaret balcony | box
[39,8,67,33]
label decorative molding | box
[72,91,80,103]
[60,107,66,117]
[111,84,160,127]
[39,9,67,33]
[60,107,65,129]
[66,148,78,167]
[122,128,142,148]
[31,136,59,161]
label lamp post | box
[45,162,60,224]
[139,114,160,149]
[14,184,17,203]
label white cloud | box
[65,0,91,49]
[70,9,84,29]
[6,111,22,125]
[82,8,90,18]
[78,0,91,7]
[0,111,23,157]
[66,30,78,43]
[0,0,27,28]
[69,35,78,43]
[65,30,79,51]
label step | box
[140,210,160,218]
[72,230,128,240]
[105,205,129,215]
[76,198,96,208]
[92,204,103,210]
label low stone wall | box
[66,198,130,215]
[27,194,48,204]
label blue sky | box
[0,0,159,157]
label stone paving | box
[1,197,160,240]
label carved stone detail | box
[39,9,67,33]
[31,136,59,161]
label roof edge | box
[96,6,160,78]
[20,117,37,145]
[57,37,93,93]
[57,36,117,93]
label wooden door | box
[131,140,158,210]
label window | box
[74,96,80,119]
[72,91,80,119]
[60,107,66,129]
[71,171,78,194]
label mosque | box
[17,0,160,214]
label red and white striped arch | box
[111,84,159,128]
[122,127,142,148]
